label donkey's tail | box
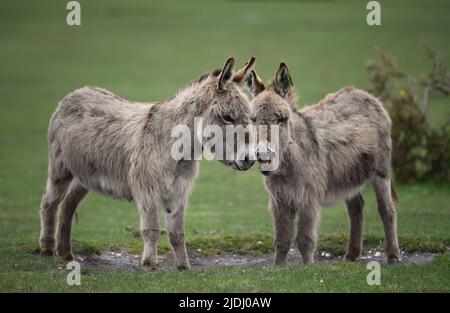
[391,179,399,203]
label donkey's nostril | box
[269,149,276,160]
[256,148,275,163]
[244,155,249,162]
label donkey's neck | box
[165,82,213,124]
[152,82,213,162]
[287,110,322,165]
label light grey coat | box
[247,63,400,265]
[39,57,256,270]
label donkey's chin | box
[230,161,240,170]
[230,160,246,171]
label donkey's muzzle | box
[232,154,255,171]
[256,147,277,175]
[255,148,276,163]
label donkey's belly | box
[320,185,364,207]
[78,175,134,201]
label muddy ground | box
[74,248,437,271]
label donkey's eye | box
[277,117,287,124]
[222,115,235,124]
[251,117,257,123]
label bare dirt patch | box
[75,247,437,271]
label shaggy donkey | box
[246,63,400,265]
[39,57,256,270]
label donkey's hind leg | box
[372,176,400,262]
[135,194,160,270]
[165,208,190,270]
[345,193,364,261]
[39,176,72,256]
[56,180,88,261]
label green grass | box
[0,0,449,292]
[1,247,449,292]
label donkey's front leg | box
[136,199,160,270]
[271,198,296,266]
[165,208,190,270]
[296,204,320,265]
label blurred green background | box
[0,0,449,291]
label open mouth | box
[258,160,273,176]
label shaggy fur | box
[39,57,256,270]
[247,63,400,265]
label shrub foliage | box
[366,45,450,183]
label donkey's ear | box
[217,56,235,91]
[273,62,293,98]
[246,70,265,96]
[233,56,256,85]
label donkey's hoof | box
[142,259,159,271]
[57,251,74,261]
[386,249,400,262]
[177,263,191,271]
[40,238,55,255]
[387,257,400,265]
[40,249,54,257]
[344,252,361,262]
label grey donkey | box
[246,63,400,265]
[39,56,256,270]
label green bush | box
[366,46,450,183]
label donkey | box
[39,56,256,270]
[246,63,400,265]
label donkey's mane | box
[167,69,221,102]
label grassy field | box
[0,0,449,292]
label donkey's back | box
[303,87,392,150]
[300,87,393,204]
